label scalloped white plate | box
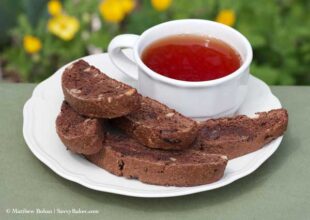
[23,52,283,198]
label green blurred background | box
[0,0,309,85]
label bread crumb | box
[125,89,136,96]
[250,114,260,119]
[241,135,248,140]
[66,64,74,70]
[221,155,228,160]
[165,112,175,117]
[107,97,113,103]
[170,157,177,162]
[148,138,153,144]
[69,89,81,94]
[84,119,91,123]
[98,94,104,100]
[84,67,92,72]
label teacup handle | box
[108,34,140,80]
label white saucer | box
[23,53,283,198]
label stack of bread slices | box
[56,60,288,186]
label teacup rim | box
[133,19,253,88]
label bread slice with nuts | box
[56,101,105,155]
[194,109,288,159]
[62,60,141,118]
[111,97,199,150]
[85,133,228,186]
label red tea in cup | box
[142,34,241,82]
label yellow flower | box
[151,0,172,11]
[99,0,125,23]
[47,0,62,16]
[216,9,236,26]
[120,0,135,14]
[48,14,80,41]
[23,35,42,54]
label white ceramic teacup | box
[108,19,253,119]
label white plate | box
[23,52,283,198]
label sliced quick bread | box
[112,96,198,150]
[62,60,140,118]
[194,109,288,159]
[85,133,227,186]
[56,101,105,155]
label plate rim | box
[23,53,283,198]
